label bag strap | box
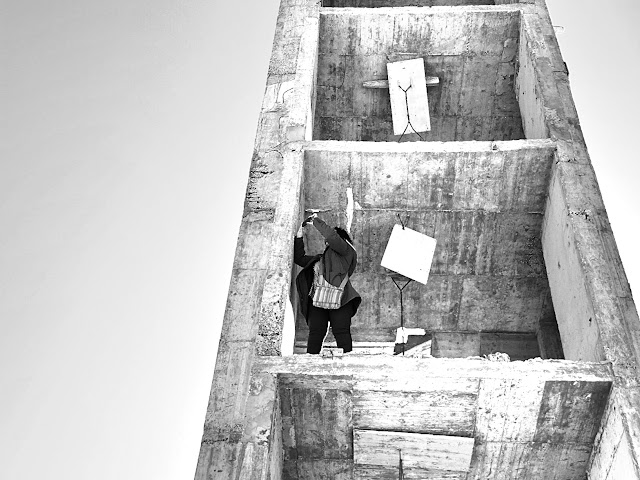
[345,239,356,251]
[319,257,350,288]
[338,273,349,289]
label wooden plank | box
[363,76,440,89]
[387,59,430,135]
[353,429,474,472]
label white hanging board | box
[381,224,436,285]
[387,58,431,135]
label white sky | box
[1,1,637,479]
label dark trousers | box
[307,302,353,354]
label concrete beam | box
[258,355,613,383]
[194,1,320,478]
[304,138,555,153]
[320,5,527,15]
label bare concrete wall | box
[543,169,603,361]
[296,141,555,343]
[314,10,524,141]
[432,331,541,359]
[589,387,640,480]
[515,16,548,139]
[194,1,321,477]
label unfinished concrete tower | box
[196,1,640,478]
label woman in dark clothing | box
[294,214,361,354]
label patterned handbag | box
[311,259,349,310]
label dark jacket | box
[294,217,361,320]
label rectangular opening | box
[291,141,562,359]
[313,10,525,142]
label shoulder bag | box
[311,259,349,310]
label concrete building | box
[195,1,640,478]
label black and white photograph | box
[2,1,639,479]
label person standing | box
[294,214,361,354]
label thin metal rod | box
[396,213,409,230]
[391,277,413,356]
[397,82,425,142]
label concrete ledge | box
[320,5,531,15]
[258,355,613,382]
[304,138,555,153]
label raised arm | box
[312,216,350,256]
[293,222,316,268]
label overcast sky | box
[1,1,638,479]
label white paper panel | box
[381,224,436,285]
[387,58,431,135]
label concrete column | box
[194,1,320,478]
